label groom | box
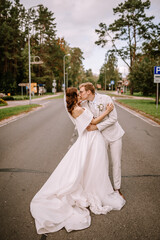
[79,82,125,197]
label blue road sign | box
[111,80,115,85]
[154,66,160,74]
[154,66,160,83]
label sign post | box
[124,80,129,93]
[154,66,160,109]
[52,80,56,94]
[110,80,115,91]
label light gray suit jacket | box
[81,93,125,142]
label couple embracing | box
[30,82,126,235]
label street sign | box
[124,80,129,86]
[154,66,160,83]
[31,56,43,65]
[111,80,115,85]
[154,66,160,109]
[18,83,28,87]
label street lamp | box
[28,21,31,104]
[104,52,109,91]
[63,54,70,91]
[102,66,106,91]
[27,5,41,104]
[104,67,106,91]
[66,66,71,88]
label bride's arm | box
[91,103,114,125]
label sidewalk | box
[0,92,63,109]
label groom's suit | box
[81,93,124,190]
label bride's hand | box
[106,103,114,113]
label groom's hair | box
[79,82,95,94]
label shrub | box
[2,96,14,100]
[0,98,8,105]
[13,96,29,100]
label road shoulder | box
[115,101,160,127]
[0,93,63,127]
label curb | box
[0,93,63,109]
[115,100,160,127]
[0,105,43,128]
[0,93,63,127]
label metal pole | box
[21,86,23,96]
[156,83,159,109]
[105,68,106,91]
[27,5,41,104]
[28,21,31,104]
[66,71,68,88]
[63,54,70,91]
[63,55,65,91]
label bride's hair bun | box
[66,87,78,115]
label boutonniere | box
[97,103,104,111]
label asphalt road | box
[0,98,160,240]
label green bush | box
[13,96,29,100]
[2,96,14,100]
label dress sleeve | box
[75,109,93,136]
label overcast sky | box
[19,0,160,76]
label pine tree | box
[0,0,25,94]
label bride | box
[30,87,126,235]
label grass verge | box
[0,103,8,107]
[116,99,160,124]
[2,94,54,101]
[47,94,64,99]
[0,104,41,121]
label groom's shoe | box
[40,234,48,240]
[115,189,125,199]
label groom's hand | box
[86,124,98,131]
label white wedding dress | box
[30,108,125,234]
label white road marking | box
[0,95,61,127]
[0,105,42,128]
[115,101,160,128]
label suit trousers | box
[105,137,122,190]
